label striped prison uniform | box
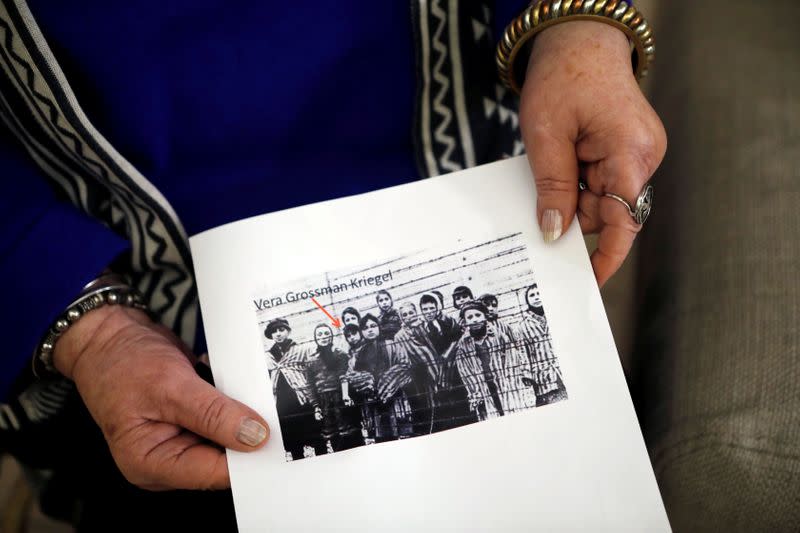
[453,329,536,421]
[516,311,561,397]
[266,340,313,406]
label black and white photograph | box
[253,233,568,461]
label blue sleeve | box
[495,0,530,37]
[0,123,128,400]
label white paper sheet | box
[190,156,670,532]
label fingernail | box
[541,209,563,242]
[237,417,268,447]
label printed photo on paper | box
[252,232,568,461]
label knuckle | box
[629,123,667,174]
[525,122,558,145]
[522,117,563,153]
[200,455,229,490]
[595,246,626,265]
[639,140,664,174]
[605,210,643,236]
[198,394,230,436]
[535,175,575,196]
[621,218,643,235]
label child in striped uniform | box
[453,301,536,421]
[515,284,568,407]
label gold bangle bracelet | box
[496,0,655,95]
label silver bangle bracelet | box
[32,273,148,377]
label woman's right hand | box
[54,305,269,491]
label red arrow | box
[310,298,341,328]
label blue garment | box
[28,1,419,235]
[1,2,419,397]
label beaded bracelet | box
[496,0,655,95]
[32,273,149,377]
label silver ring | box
[578,181,654,225]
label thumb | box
[524,128,579,242]
[165,374,270,452]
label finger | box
[590,220,639,287]
[583,147,652,285]
[523,126,579,243]
[576,189,602,234]
[142,428,231,490]
[163,374,269,452]
[589,160,646,285]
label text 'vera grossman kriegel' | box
[253,270,394,311]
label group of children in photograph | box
[263,283,567,460]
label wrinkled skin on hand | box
[521,21,667,286]
[54,306,269,491]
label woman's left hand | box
[520,20,667,286]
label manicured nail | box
[541,209,563,242]
[237,417,268,447]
